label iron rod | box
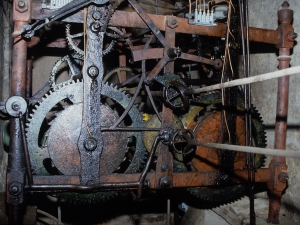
[101,127,161,131]
[19,113,33,186]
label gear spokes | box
[26,81,147,203]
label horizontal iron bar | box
[101,127,161,131]
[25,181,150,192]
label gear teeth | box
[48,120,55,126]
[62,105,71,110]
[187,91,267,203]
[54,111,62,117]
[65,24,84,56]
[27,81,145,204]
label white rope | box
[192,65,300,93]
[195,142,300,158]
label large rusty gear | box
[182,91,266,202]
[47,103,129,176]
[26,81,147,203]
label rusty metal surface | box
[267,2,296,224]
[77,5,106,185]
[154,22,176,189]
[31,168,270,188]
[47,103,128,175]
[30,3,278,45]
[6,1,32,222]
[4,0,298,223]
[189,111,251,172]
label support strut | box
[7,1,32,224]
[267,1,296,224]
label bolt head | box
[167,17,178,29]
[12,101,21,111]
[15,0,28,13]
[159,176,171,188]
[161,162,169,171]
[84,138,98,151]
[88,66,99,78]
[11,186,19,194]
[9,182,22,196]
[92,11,102,20]
[18,0,25,8]
[91,22,101,33]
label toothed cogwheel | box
[103,67,139,92]
[66,23,116,56]
[182,90,266,202]
[49,53,83,87]
[26,81,147,203]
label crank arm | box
[20,0,110,38]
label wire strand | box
[83,7,93,138]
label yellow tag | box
[142,113,152,121]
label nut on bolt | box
[167,16,178,29]
[12,101,21,112]
[288,32,298,41]
[161,162,169,171]
[84,137,98,151]
[159,175,171,188]
[18,0,25,8]
[16,0,28,13]
[88,66,99,78]
[278,172,289,183]
[9,182,22,196]
[92,11,102,20]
